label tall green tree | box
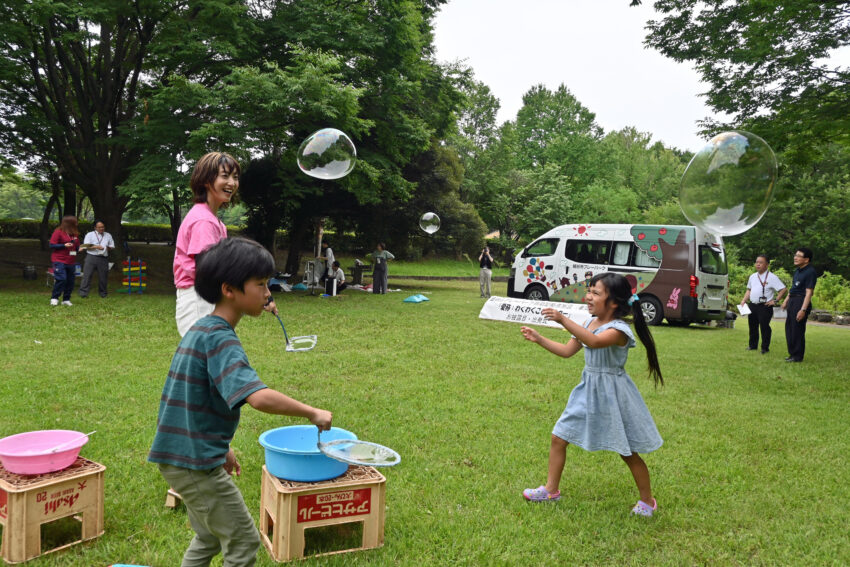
[644,1,850,156]
[729,143,850,279]
[514,84,609,186]
[125,0,460,267]
[0,0,257,246]
[446,73,501,202]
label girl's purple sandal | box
[630,498,657,517]
[522,485,561,502]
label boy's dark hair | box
[796,247,813,261]
[194,238,274,304]
[590,272,663,387]
[332,260,340,268]
[190,152,240,204]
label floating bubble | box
[419,212,440,234]
[679,130,777,236]
[297,128,356,180]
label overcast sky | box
[432,0,730,152]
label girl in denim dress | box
[520,273,664,517]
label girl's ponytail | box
[630,298,663,387]
[591,272,664,387]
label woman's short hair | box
[190,152,241,204]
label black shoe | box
[747,347,757,351]
[761,349,769,354]
[785,357,802,363]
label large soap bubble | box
[679,130,777,236]
[419,212,440,234]
[297,128,356,180]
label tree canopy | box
[644,1,850,157]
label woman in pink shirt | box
[174,152,241,336]
[49,215,81,306]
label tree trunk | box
[38,171,63,250]
[284,213,312,276]
[85,178,130,261]
[62,177,76,217]
[169,187,182,245]
[39,194,59,251]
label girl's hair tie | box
[627,293,640,306]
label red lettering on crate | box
[296,488,371,523]
[0,488,7,519]
[43,492,80,515]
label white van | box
[507,224,729,325]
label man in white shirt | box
[325,261,347,295]
[740,254,786,354]
[318,241,335,284]
[78,221,115,298]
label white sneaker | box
[61,300,73,306]
[50,298,59,306]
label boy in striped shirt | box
[149,237,332,566]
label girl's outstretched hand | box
[541,307,565,325]
[521,326,541,343]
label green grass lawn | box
[1,248,849,565]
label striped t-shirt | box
[148,315,267,470]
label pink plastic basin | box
[0,430,90,475]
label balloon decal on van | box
[524,257,548,284]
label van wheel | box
[523,285,549,301]
[639,296,664,326]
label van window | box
[522,238,559,258]
[612,242,631,266]
[699,245,728,275]
[566,240,611,265]
[634,248,661,268]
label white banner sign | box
[478,296,591,328]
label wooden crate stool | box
[0,457,105,564]
[260,465,385,562]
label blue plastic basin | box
[258,425,356,482]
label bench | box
[349,262,374,286]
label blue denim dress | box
[552,319,663,456]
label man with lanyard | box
[781,247,817,363]
[740,254,786,354]
[79,220,115,298]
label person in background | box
[49,215,80,306]
[78,220,115,298]
[782,247,817,363]
[318,241,335,285]
[740,254,786,354]
[370,242,394,294]
[479,246,493,298]
[325,260,347,295]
